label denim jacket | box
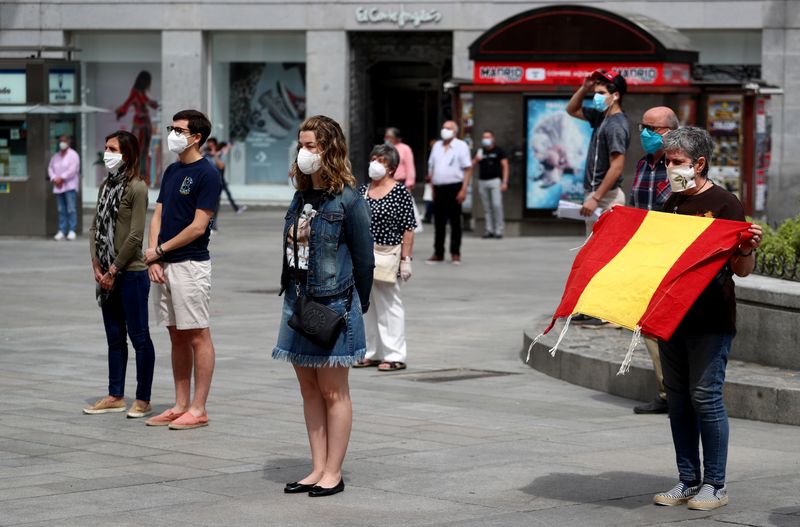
[280,186,375,312]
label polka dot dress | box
[359,182,417,245]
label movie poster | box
[227,63,306,184]
[525,98,592,210]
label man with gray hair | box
[630,106,679,415]
[426,120,472,265]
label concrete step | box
[521,317,800,426]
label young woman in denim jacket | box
[273,115,374,497]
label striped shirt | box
[630,154,671,211]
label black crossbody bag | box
[287,199,353,348]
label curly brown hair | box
[291,115,355,193]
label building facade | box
[0,0,798,228]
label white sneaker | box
[236,205,248,215]
[654,481,700,506]
[53,231,65,241]
[687,484,728,510]
[66,231,76,241]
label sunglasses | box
[638,123,670,132]
[166,125,193,136]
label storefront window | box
[211,32,305,198]
[73,32,162,196]
[0,119,27,180]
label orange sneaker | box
[168,412,209,430]
[145,409,185,427]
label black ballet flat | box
[308,479,345,497]
[284,481,316,493]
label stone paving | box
[1,208,799,526]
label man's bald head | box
[642,107,679,131]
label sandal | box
[353,359,380,368]
[377,361,406,371]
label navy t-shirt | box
[157,158,221,263]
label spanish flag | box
[530,206,752,373]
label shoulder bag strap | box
[293,196,303,295]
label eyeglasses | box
[166,125,192,135]
[638,123,671,133]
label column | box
[305,31,348,135]
[452,30,482,80]
[762,2,800,221]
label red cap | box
[591,69,627,95]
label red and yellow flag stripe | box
[545,206,751,341]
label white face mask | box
[296,147,322,175]
[167,130,191,155]
[440,128,455,141]
[368,160,387,180]
[103,152,124,173]
[667,164,698,192]
[59,141,69,151]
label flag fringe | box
[525,314,574,363]
[570,232,592,252]
[525,332,545,363]
[617,325,642,375]
[548,314,573,357]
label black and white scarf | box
[94,171,127,271]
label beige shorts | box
[153,260,212,330]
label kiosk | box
[460,5,773,235]
[0,50,81,237]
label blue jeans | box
[659,328,734,486]
[56,190,77,233]
[100,270,156,401]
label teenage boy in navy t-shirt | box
[143,109,221,430]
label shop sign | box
[49,69,76,104]
[474,62,691,86]
[355,6,442,28]
[0,70,26,104]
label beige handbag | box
[373,244,402,283]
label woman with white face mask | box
[651,127,762,511]
[274,115,374,497]
[353,144,416,372]
[84,131,156,419]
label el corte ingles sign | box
[355,5,442,28]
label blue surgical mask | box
[640,128,664,154]
[592,93,609,112]
[481,138,492,148]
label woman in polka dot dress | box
[353,144,417,371]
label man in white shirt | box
[425,120,472,265]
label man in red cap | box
[566,69,630,234]
[566,69,631,327]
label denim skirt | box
[272,284,366,368]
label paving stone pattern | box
[0,209,798,526]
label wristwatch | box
[401,256,412,262]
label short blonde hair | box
[291,115,355,194]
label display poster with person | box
[525,98,592,210]
[227,62,306,185]
[85,64,162,188]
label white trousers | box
[364,280,407,363]
[478,178,504,236]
